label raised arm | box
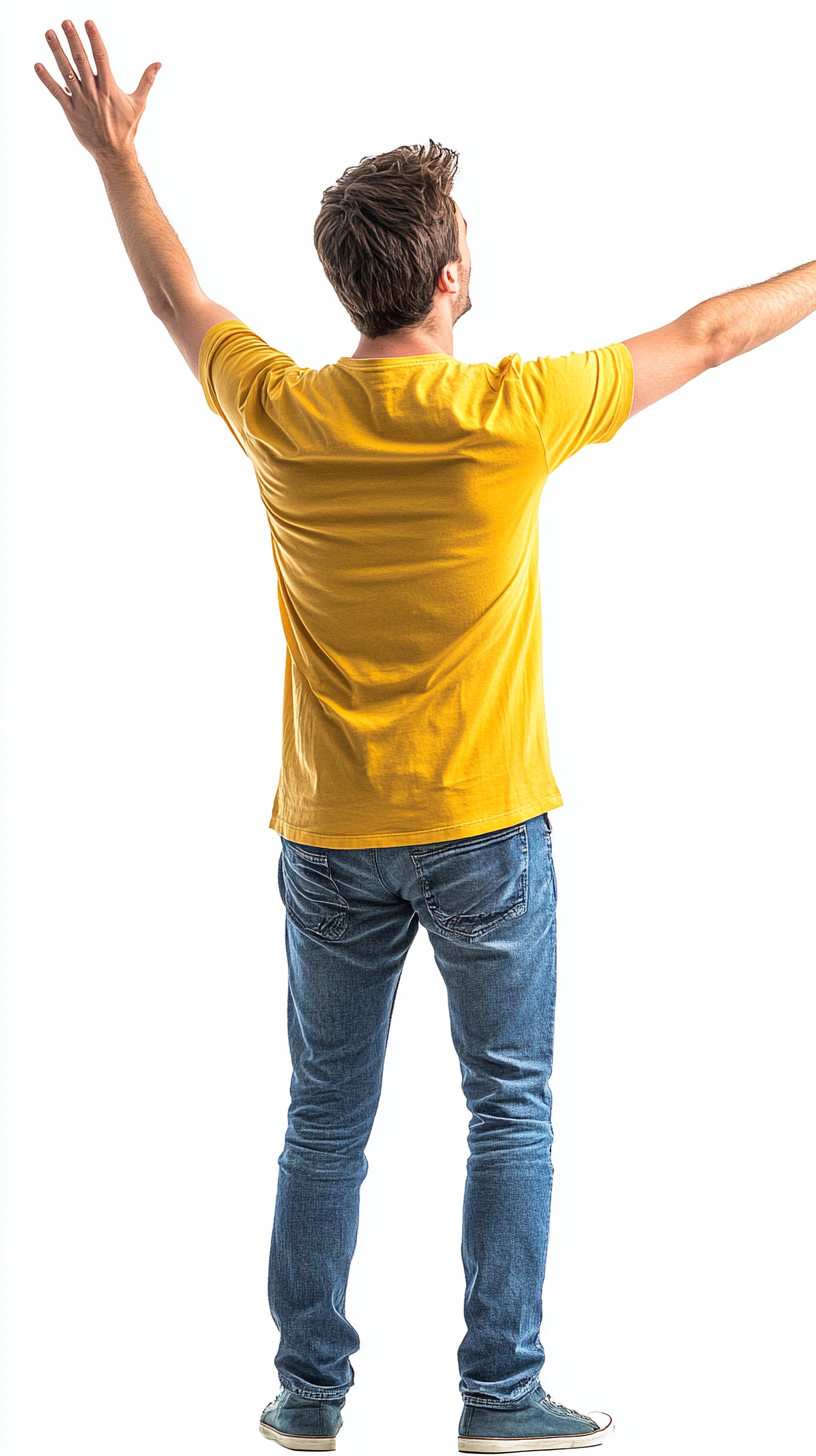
[35,18,238,377]
[622,259,816,417]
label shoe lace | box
[541,1392,589,1421]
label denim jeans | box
[268,811,557,1407]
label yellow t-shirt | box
[199,323,633,847]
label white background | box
[2,1,814,1453]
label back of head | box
[314,141,460,339]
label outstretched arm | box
[622,259,816,417]
[35,18,238,377]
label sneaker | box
[259,1389,344,1451]
[458,1384,613,1452]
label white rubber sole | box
[458,1411,614,1452]
[259,1421,337,1451]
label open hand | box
[35,19,160,160]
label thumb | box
[134,62,161,105]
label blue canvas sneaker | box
[259,1389,344,1451]
[458,1384,613,1452]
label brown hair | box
[314,141,460,339]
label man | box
[35,20,815,1454]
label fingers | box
[34,60,72,109]
[59,19,95,86]
[83,19,112,87]
[43,26,82,93]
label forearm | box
[684,259,816,368]
[96,144,203,318]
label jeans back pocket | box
[279,842,349,943]
[410,823,528,942]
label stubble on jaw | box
[453,262,472,324]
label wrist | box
[95,142,139,176]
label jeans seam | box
[279,1378,350,1401]
[411,822,527,861]
[370,846,389,890]
[462,1377,539,1408]
[423,890,528,941]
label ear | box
[437,258,461,295]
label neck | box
[352,313,454,359]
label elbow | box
[683,301,736,370]
[688,315,730,371]
[696,303,744,370]
[704,327,737,370]
[150,293,173,322]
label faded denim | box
[268,811,557,1407]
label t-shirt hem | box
[598,342,635,439]
[269,792,564,849]
[199,319,251,414]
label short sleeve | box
[198,320,299,455]
[521,343,633,474]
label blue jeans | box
[268,811,557,1407]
